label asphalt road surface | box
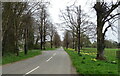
[2,47,77,75]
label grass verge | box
[2,48,57,65]
[65,48,119,76]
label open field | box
[65,48,119,76]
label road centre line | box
[46,53,56,62]
[24,66,40,75]
[46,56,53,62]
[23,53,57,76]
[24,53,56,75]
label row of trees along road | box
[62,0,120,60]
[63,30,91,49]
[63,31,118,49]
[61,5,96,55]
[2,2,61,56]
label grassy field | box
[65,48,119,76]
[2,48,57,65]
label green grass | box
[65,48,119,76]
[2,48,57,65]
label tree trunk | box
[94,1,106,60]
[66,42,68,49]
[96,18,106,60]
[77,5,81,55]
[72,29,75,49]
[72,39,74,49]
[43,35,46,50]
[40,32,43,50]
[78,28,80,55]
[24,43,27,55]
[43,18,46,50]
[40,7,44,50]
[15,19,19,56]
[75,39,77,51]
[96,33,106,60]
[50,36,53,48]
[15,42,19,56]
[24,28,28,55]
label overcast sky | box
[48,0,119,42]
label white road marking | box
[46,53,56,62]
[46,56,53,62]
[24,53,57,76]
[24,66,39,75]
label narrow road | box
[2,47,76,75]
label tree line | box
[1,0,120,61]
[2,2,61,56]
[63,31,118,49]
[62,0,120,60]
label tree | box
[2,2,28,56]
[53,32,61,48]
[60,5,92,55]
[43,8,49,50]
[2,2,41,55]
[72,27,75,49]
[47,22,56,48]
[25,15,34,50]
[63,31,72,49]
[40,5,44,50]
[23,11,36,55]
[93,0,120,60]
[0,2,2,56]
[29,1,50,50]
[77,6,81,55]
[80,33,91,48]
[19,2,41,55]
[36,3,49,50]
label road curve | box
[2,47,77,75]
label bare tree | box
[43,6,47,50]
[93,0,120,60]
[47,22,56,48]
[63,30,72,49]
[60,5,92,55]
[0,2,2,57]
[53,32,61,48]
[77,6,81,55]
[22,2,42,55]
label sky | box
[48,0,119,42]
